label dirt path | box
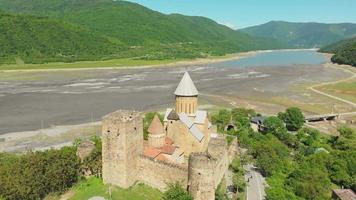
[308,63,356,108]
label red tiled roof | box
[143,143,160,158]
[165,137,174,145]
[148,115,165,135]
[333,189,356,200]
[155,154,169,162]
[160,145,176,155]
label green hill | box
[0,0,288,64]
[319,37,356,67]
[240,21,356,48]
[0,12,123,64]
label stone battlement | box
[139,154,188,171]
[103,110,142,123]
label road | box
[309,63,356,108]
[245,164,266,200]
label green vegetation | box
[0,0,288,66]
[230,156,247,196]
[162,182,192,200]
[240,21,356,48]
[316,80,356,103]
[0,147,79,200]
[319,37,356,67]
[211,107,356,199]
[0,58,178,70]
[0,135,164,200]
[278,107,305,131]
[70,177,162,200]
[0,12,123,64]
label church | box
[101,71,237,200]
[144,72,215,164]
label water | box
[213,50,327,68]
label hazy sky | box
[126,0,356,29]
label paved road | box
[245,164,266,200]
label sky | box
[126,0,356,29]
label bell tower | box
[174,72,199,115]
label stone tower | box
[175,72,198,115]
[102,110,143,188]
[188,152,216,200]
[148,114,165,148]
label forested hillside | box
[319,37,356,67]
[0,12,123,64]
[240,21,356,48]
[0,0,287,64]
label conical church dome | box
[174,72,198,96]
[148,115,165,135]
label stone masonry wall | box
[102,110,143,188]
[137,155,188,191]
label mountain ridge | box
[319,37,356,67]
[240,21,356,48]
[0,0,288,64]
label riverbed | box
[0,50,350,135]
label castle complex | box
[102,72,238,200]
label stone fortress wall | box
[137,155,188,191]
[102,110,238,200]
[102,110,143,188]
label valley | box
[1,50,355,152]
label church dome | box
[148,114,165,135]
[174,72,198,96]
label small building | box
[250,116,267,132]
[332,189,356,200]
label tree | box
[0,147,80,200]
[162,182,192,200]
[255,143,283,176]
[211,109,231,132]
[263,116,288,141]
[337,125,355,139]
[280,107,305,131]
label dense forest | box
[319,37,356,67]
[0,12,126,64]
[0,0,287,65]
[240,21,356,48]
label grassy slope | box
[0,12,123,64]
[240,21,356,48]
[317,81,356,103]
[68,177,162,200]
[319,37,356,67]
[0,0,288,66]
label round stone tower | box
[174,72,198,115]
[147,114,165,148]
[188,152,215,200]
